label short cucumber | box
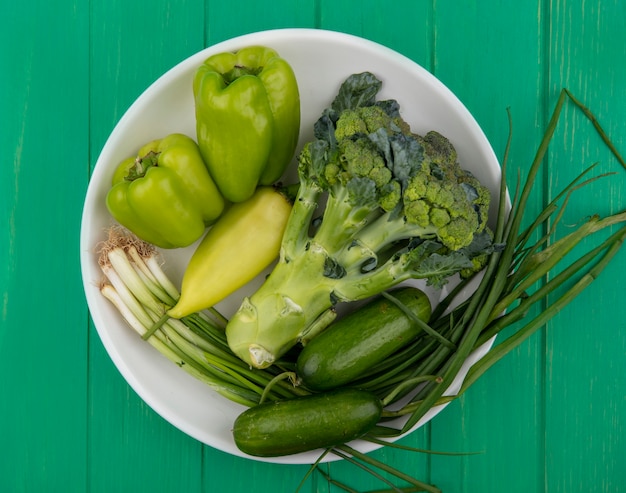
[233,388,382,457]
[297,286,431,391]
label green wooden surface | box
[2,1,625,491]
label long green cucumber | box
[233,388,382,457]
[296,286,431,391]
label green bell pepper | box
[106,133,225,249]
[193,45,300,203]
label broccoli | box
[225,72,497,368]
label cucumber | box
[233,388,382,457]
[296,286,431,391]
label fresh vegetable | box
[106,133,225,249]
[166,186,293,319]
[97,227,309,407]
[232,388,382,457]
[225,72,497,369]
[193,45,300,203]
[297,286,432,391]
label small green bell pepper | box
[106,133,225,249]
[193,45,300,203]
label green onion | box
[97,227,308,407]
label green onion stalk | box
[97,227,308,408]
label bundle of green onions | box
[98,228,309,408]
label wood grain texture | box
[544,2,626,492]
[1,1,625,492]
[1,0,90,491]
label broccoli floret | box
[401,137,489,251]
[339,139,385,181]
[226,72,498,368]
[417,130,458,167]
[334,105,400,141]
[379,181,401,212]
[334,109,369,140]
[333,107,398,190]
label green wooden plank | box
[89,0,208,154]
[318,0,433,67]
[0,1,90,492]
[308,429,433,493]
[87,337,205,492]
[544,1,626,491]
[205,0,317,46]
[87,1,207,491]
[203,452,315,492]
[426,2,550,492]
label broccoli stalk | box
[226,72,497,368]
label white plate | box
[80,28,502,464]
